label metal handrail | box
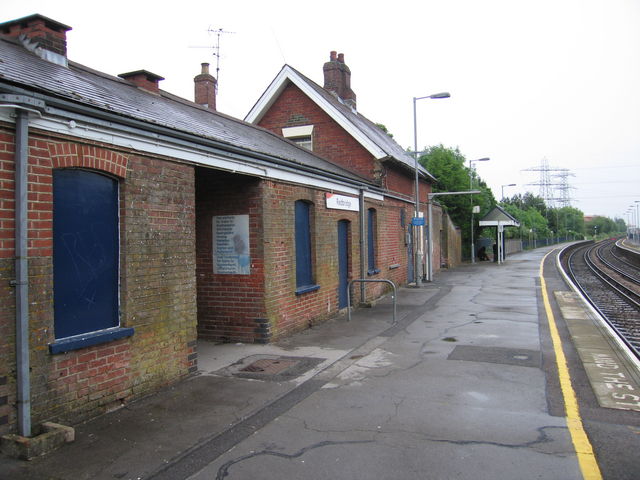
[346,279,397,323]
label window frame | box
[49,169,133,354]
[282,125,314,151]
[294,200,319,295]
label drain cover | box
[221,355,326,381]
[240,358,299,374]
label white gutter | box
[0,109,384,202]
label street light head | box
[470,157,490,164]
[429,92,451,99]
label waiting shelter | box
[479,206,520,264]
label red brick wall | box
[262,182,358,338]
[384,167,432,205]
[121,155,197,395]
[195,169,267,343]
[256,83,434,206]
[257,83,380,182]
[0,128,15,428]
[374,197,412,288]
[0,124,197,433]
[194,172,411,344]
[261,182,411,338]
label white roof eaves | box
[245,66,387,159]
[479,220,520,227]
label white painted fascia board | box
[245,67,291,124]
[245,66,387,159]
[0,109,385,201]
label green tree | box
[584,216,621,237]
[614,217,627,232]
[549,206,585,237]
[501,203,550,241]
[420,145,496,258]
[503,192,548,218]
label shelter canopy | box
[478,206,519,264]
[479,206,520,228]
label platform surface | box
[2,245,639,480]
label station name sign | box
[325,193,359,212]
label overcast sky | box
[5,0,640,222]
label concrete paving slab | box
[554,290,640,412]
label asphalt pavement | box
[2,245,639,480]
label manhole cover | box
[220,355,327,381]
[240,358,299,375]
[447,345,540,368]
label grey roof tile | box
[0,38,371,184]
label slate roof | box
[0,37,372,184]
[246,64,436,182]
[479,206,520,227]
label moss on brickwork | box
[124,156,197,394]
[0,130,199,435]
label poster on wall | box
[212,215,250,275]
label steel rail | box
[564,242,640,359]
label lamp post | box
[412,92,450,286]
[627,204,638,242]
[469,157,490,264]
[501,183,516,201]
[635,201,640,244]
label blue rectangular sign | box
[411,217,425,226]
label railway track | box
[559,238,640,358]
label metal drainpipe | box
[359,189,366,304]
[14,109,31,437]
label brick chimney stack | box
[118,70,165,94]
[0,14,71,66]
[323,51,356,109]
[194,63,217,111]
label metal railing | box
[346,279,397,324]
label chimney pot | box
[0,14,71,64]
[323,51,356,109]
[118,70,164,94]
[194,63,217,111]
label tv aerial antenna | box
[189,27,235,90]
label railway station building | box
[0,15,460,436]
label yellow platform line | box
[540,251,602,480]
